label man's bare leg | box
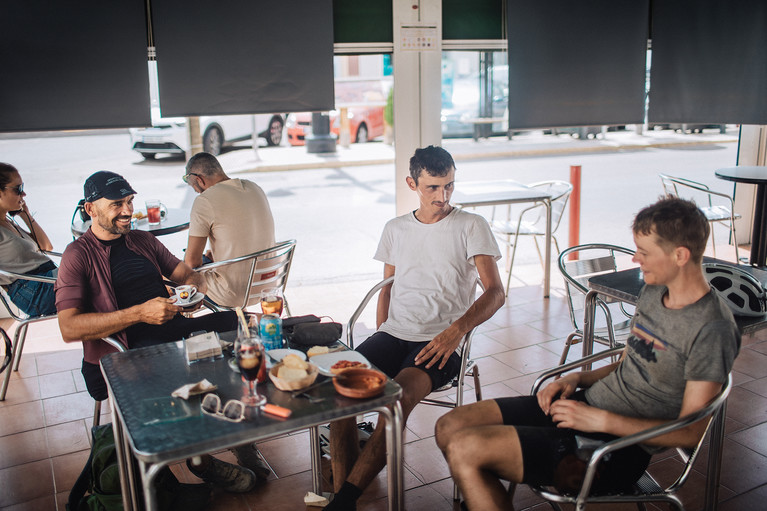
[434,399,505,453]
[330,417,360,493]
[325,367,432,509]
[445,425,524,511]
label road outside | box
[1,131,739,289]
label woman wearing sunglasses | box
[0,162,57,317]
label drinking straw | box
[235,307,250,337]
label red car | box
[286,79,390,146]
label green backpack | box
[67,424,124,511]
[67,425,209,511]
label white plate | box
[171,293,205,309]
[266,348,306,368]
[311,351,371,377]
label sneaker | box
[186,456,256,493]
[232,443,272,480]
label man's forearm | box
[451,285,505,338]
[59,307,143,342]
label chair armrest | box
[574,374,732,506]
[346,276,394,348]
[530,346,624,395]
[0,269,56,284]
[41,250,63,259]
[102,336,128,352]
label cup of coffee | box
[174,285,198,306]
[145,200,167,226]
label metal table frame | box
[581,261,767,511]
[71,207,191,238]
[452,179,553,297]
[101,342,404,511]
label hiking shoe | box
[232,443,272,480]
[186,456,256,493]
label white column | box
[392,0,443,216]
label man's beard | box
[97,215,131,235]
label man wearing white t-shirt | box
[183,152,275,307]
[324,145,506,511]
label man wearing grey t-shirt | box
[324,146,506,511]
[435,196,740,511]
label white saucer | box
[172,293,204,309]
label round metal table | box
[71,207,191,238]
[715,166,767,266]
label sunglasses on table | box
[3,184,24,195]
[201,393,246,422]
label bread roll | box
[282,353,308,370]
[307,346,329,358]
[277,365,308,380]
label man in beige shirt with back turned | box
[183,152,275,307]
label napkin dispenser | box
[185,331,223,364]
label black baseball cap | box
[84,171,137,203]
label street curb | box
[229,137,738,175]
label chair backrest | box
[659,173,728,209]
[525,180,574,232]
[196,240,297,310]
[558,243,636,331]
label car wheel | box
[140,152,156,160]
[265,116,284,146]
[355,123,369,144]
[203,127,223,155]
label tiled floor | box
[2,253,767,511]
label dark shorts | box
[82,311,238,401]
[495,391,651,494]
[356,331,461,391]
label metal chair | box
[529,346,732,511]
[346,276,484,409]
[490,180,573,296]
[195,239,297,314]
[91,336,128,427]
[0,253,60,401]
[558,243,636,365]
[346,276,484,500]
[659,174,740,262]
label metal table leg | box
[381,401,404,511]
[543,198,552,298]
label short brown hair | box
[632,196,710,263]
[408,146,455,184]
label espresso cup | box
[174,285,197,305]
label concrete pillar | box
[306,112,337,153]
[186,117,202,159]
[734,125,767,245]
[392,0,443,216]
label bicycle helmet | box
[703,263,767,317]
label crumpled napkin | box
[171,379,217,400]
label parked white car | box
[129,109,286,159]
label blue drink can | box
[260,314,283,351]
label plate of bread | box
[269,353,319,391]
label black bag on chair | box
[1,328,11,375]
[283,315,342,346]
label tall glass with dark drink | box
[236,335,267,407]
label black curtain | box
[507,0,649,129]
[151,0,335,117]
[0,1,150,132]
[649,0,767,124]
